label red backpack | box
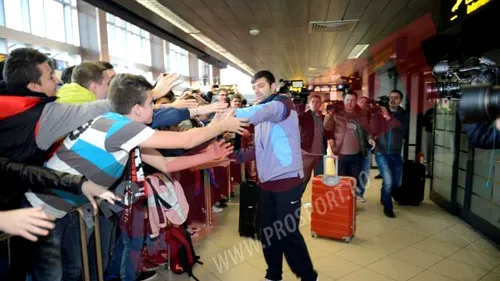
[165,226,203,280]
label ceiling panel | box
[326,0,372,66]
[152,0,438,80]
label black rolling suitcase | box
[393,160,426,206]
[238,179,261,239]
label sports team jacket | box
[232,93,304,191]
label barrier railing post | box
[203,170,212,226]
[227,164,232,203]
[77,208,90,281]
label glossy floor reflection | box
[155,171,500,281]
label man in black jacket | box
[371,90,409,218]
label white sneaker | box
[212,205,223,213]
[357,196,366,203]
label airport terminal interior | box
[1,0,500,281]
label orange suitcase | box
[310,155,357,243]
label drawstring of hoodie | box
[486,124,496,189]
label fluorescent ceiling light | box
[138,0,255,76]
[347,44,369,59]
[137,0,200,34]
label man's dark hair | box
[251,70,275,85]
[391,89,404,99]
[61,66,75,85]
[165,90,175,102]
[0,61,4,81]
[342,90,358,99]
[108,73,153,115]
[3,48,49,87]
[292,96,306,105]
[99,61,114,70]
[72,62,106,89]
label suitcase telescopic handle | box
[322,154,340,186]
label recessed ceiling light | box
[249,29,260,35]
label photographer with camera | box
[324,91,375,202]
[371,90,409,218]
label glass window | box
[29,0,46,37]
[4,0,23,31]
[107,14,152,66]
[3,0,79,46]
[169,43,189,76]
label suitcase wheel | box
[311,231,318,238]
[343,237,351,243]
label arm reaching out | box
[235,97,294,125]
[140,115,248,150]
[141,140,234,173]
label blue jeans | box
[375,152,403,210]
[359,149,372,197]
[22,198,82,281]
[338,153,363,196]
[108,202,146,281]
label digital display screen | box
[442,0,493,24]
[292,80,304,88]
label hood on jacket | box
[56,83,97,104]
[0,81,55,121]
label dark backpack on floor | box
[165,226,203,281]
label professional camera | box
[428,57,500,123]
[366,96,390,116]
[326,100,344,113]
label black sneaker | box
[384,208,396,218]
[375,174,382,179]
[136,271,157,281]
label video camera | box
[326,100,345,113]
[366,96,390,116]
[428,57,500,123]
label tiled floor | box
[156,172,500,281]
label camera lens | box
[460,85,500,123]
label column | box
[212,66,220,85]
[150,34,165,79]
[77,0,100,61]
[96,9,109,62]
[188,53,199,87]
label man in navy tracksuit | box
[232,71,318,281]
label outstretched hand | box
[170,99,199,109]
[221,110,249,135]
[209,101,229,113]
[205,139,234,160]
[0,208,55,241]
[152,73,181,100]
